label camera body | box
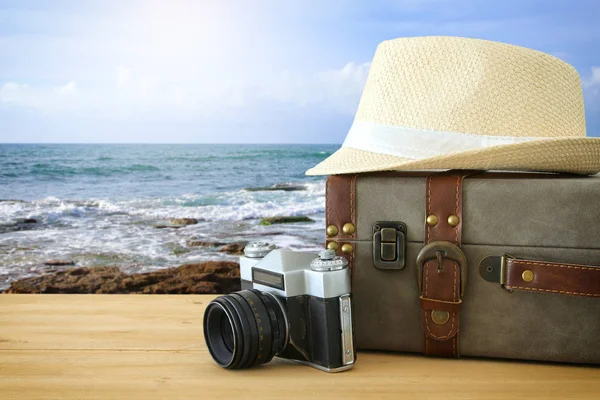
[203,242,355,372]
[240,243,355,372]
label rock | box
[165,242,191,255]
[243,183,307,192]
[237,231,285,237]
[6,266,125,294]
[172,246,191,255]
[186,240,248,255]
[137,262,240,294]
[15,247,36,251]
[217,242,248,256]
[155,218,201,229]
[169,218,199,225]
[259,216,314,225]
[0,219,41,234]
[186,240,227,247]
[44,259,75,266]
[4,261,241,294]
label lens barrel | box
[203,289,288,369]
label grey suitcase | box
[324,171,600,363]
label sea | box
[0,143,337,291]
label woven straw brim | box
[306,137,600,176]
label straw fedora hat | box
[306,36,600,176]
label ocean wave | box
[100,180,326,221]
[30,163,161,177]
[0,197,115,224]
[0,181,326,224]
[163,150,333,163]
[127,164,161,172]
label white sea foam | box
[1,181,325,222]
[0,180,327,290]
[94,180,326,221]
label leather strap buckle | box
[417,241,468,297]
[478,254,515,290]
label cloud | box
[584,66,600,87]
[117,66,132,88]
[318,62,371,113]
[0,80,79,111]
[0,82,29,103]
[0,61,370,118]
[262,62,370,113]
[56,81,77,96]
[583,66,600,108]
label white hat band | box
[342,120,545,160]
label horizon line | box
[0,142,343,145]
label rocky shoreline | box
[2,239,248,294]
[1,238,248,295]
[2,212,318,294]
[4,261,241,294]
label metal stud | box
[342,223,355,235]
[426,214,439,226]
[327,241,339,251]
[341,243,353,254]
[522,270,534,282]
[431,310,450,325]
[326,225,338,237]
[447,215,460,227]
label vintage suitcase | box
[325,171,600,364]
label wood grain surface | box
[1,295,599,399]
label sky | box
[0,0,599,143]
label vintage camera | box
[203,242,355,372]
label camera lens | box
[203,289,288,369]
[220,313,234,353]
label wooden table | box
[1,295,598,399]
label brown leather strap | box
[325,175,357,271]
[421,174,465,357]
[420,296,463,313]
[505,258,600,298]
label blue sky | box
[0,0,599,143]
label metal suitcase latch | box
[373,221,407,270]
